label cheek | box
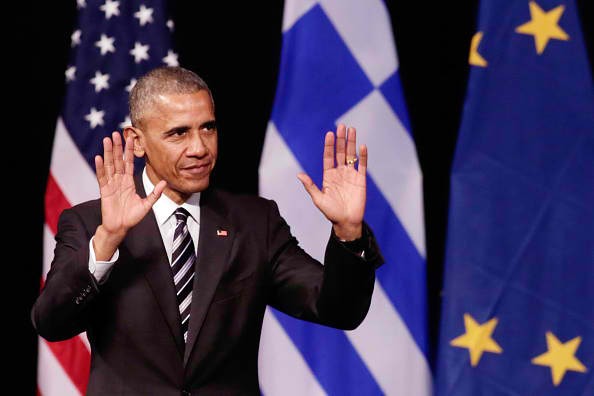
[173,151,188,169]
[208,139,218,158]
[152,148,182,172]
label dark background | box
[13,1,592,394]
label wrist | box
[93,225,125,261]
[333,223,362,241]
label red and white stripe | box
[38,119,98,396]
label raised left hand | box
[297,124,367,241]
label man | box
[32,66,383,395]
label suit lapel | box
[184,189,235,365]
[127,175,185,357]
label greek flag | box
[258,1,432,394]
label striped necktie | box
[171,207,196,342]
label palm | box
[298,125,368,240]
[100,172,148,232]
[96,132,165,236]
[317,165,365,225]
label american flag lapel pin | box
[216,228,228,237]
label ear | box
[123,126,145,158]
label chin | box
[185,178,210,193]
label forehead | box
[144,91,214,126]
[153,90,213,113]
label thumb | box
[297,172,322,203]
[145,180,167,208]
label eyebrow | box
[163,119,216,136]
[163,125,190,136]
[201,120,217,130]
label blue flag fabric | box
[258,1,431,395]
[437,0,594,394]
[63,0,176,171]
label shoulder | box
[67,198,101,217]
[204,189,293,243]
[205,188,281,225]
[207,188,276,213]
[57,198,102,231]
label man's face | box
[133,90,217,203]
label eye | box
[165,127,189,137]
[201,121,217,133]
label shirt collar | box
[142,167,201,226]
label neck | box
[163,188,190,205]
[145,167,189,205]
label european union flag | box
[436,0,594,394]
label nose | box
[186,130,207,157]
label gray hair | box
[129,66,213,128]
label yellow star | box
[450,313,502,366]
[469,32,488,67]
[515,1,569,55]
[531,332,587,386]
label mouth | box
[180,163,211,176]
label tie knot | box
[174,207,191,223]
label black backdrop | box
[14,1,592,394]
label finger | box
[124,135,135,176]
[358,144,368,176]
[346,127,357,165]
[112,131,124,175]
[144,180,167,208]
[323,131,335,170]
[95,155,107,188]
[297,172,323,204]
[103,137,114,180]
[335,124,346,166]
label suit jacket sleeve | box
[31,205,101,341]
[266,200,384,330]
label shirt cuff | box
[88,237,119,283]
[333,228,369,259]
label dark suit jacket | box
[32,177,383,395]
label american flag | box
[39,1,176,394]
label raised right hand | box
[92,132,166,260]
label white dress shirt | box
[88,168,201,282]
